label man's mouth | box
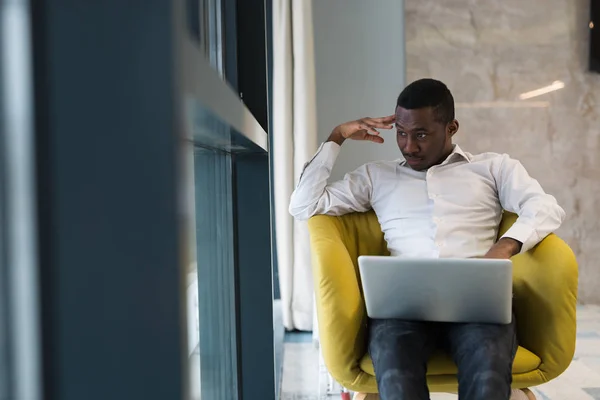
[405,156,423,165]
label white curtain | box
[272,0,318,331]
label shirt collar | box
[399,144,471,167]
[448,144,471,164]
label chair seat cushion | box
[359,346,541,376]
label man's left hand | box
[483,237,523,259]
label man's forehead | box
[395,107,435,125]
[395,105,433,115]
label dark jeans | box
[368,316,517,400]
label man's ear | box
[447,120,459,137]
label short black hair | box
[396,78,455,124]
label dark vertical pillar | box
[32,2,184,400]
[591,0,600,72]
[233,152,275,400]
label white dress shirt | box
[289,142,565,258]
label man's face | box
[395,106,458,171]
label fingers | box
[358,123,380,136]
[362,115,395,129]
[366,134,385,144]
[343,116,393,142]
[377,114,396,123]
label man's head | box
[395,78,459,171]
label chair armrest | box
[512,233,578,381]
[308,215,368,387]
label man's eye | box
[397,131,407,137]
[417,133,427,139]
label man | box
[289,79,564,400]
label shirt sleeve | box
[494,154,565,253]
[288,142,373,220]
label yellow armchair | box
[308,210,578,393]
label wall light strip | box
[518,81,565,100]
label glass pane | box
[186,0,225,76]
[206,0,224,76]
[185,143,238,400]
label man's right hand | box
[327,115,396,146]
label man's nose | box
[403,137,419,154]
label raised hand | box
[327,115,396,146]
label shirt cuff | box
[500,221,539,253]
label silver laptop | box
[358,256,513,324]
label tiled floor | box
[281,305,600,400]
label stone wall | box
[405,0,600,303]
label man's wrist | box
[495,237,523,257]
[483,237,523,259]
[326,128,346,146]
